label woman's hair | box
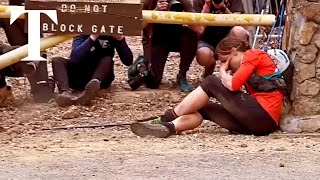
[216,37,251,62]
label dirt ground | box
[1,1,320,179]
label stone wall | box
[284,0,320,116]
[280,0,320,132]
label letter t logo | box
[10,10,58,61]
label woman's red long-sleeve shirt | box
[231,49,284,125]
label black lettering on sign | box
[25,0,143,36]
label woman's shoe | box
[130,122,171,138]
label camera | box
[127,55,149,91]
[213,0,223,4]
[168,0,183,12]
[158,0,183,12]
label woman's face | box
[218,48,243,72]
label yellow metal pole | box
[142,10,275,26]
[0,5,275,26]
[0,5,24,19]
[0,34,76,70]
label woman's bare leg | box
[172,112,203,132]
[174,86,210,116]
[130,87,209,138]
[130,112,203,138]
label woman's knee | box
[193,112,204,127]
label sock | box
[161,109,178,122]
[161,122,176,134]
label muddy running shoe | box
[55,90,77,107]
[177,74,193,92]
[150,116,162,124]
[130,122,171,138]
[76,79,100,105]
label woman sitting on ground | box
[130,37,284,137]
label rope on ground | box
[42,115,160,131]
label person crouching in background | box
[0,0,54,103]
[52,34,133,107]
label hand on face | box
[220,56,231,71]
[155,0,169,11]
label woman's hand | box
[219,59,233,91]
[220,59,229,72]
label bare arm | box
[142,0,168,29]
[220,61,233,91]
[189,0,210,36]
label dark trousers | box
[143,26,197,89]
[199,75,278,136]
[0,62,30,88]
[0,56,49,93]
[52,56,115,92]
